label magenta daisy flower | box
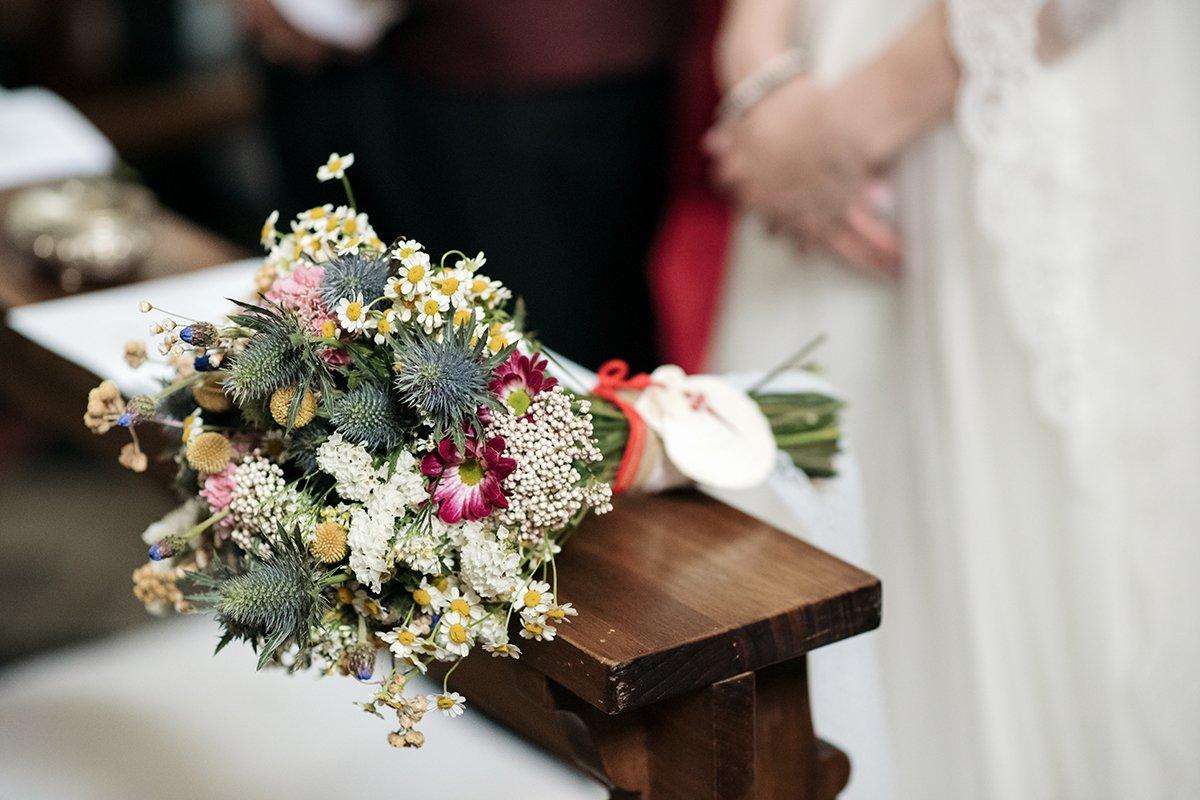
[421,435,516,523]
[490,352,558,416]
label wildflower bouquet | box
[88,154,840,749]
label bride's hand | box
[706,76,903,276]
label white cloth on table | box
[0,87,115,191]
[4,261,888,798]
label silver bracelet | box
[716,46,809,124]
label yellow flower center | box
[439,276,460,295]
[453,308,473,327]
[458,458,484,486]
[397,630,417,646]
[364,600,381,616]
[412,588,431,607]
[449,598,471,617]
[377,316,392,334]
[422,299,441,316]
[524,622,543,636]
[345,301,363,321]
[435,577,449,591]
[471,278,489,294]
[341,217,358,235]
[436,695,457,710]
[448,623,468,644]
[321,319,336,338]
[488,334,506,353]
[407,264,425,282]
[547,607,566,621]
[328,158,343,172]
[398,245,417,259]
[506,389,532,416]
[523,590,542,608]
[308,206,328,219]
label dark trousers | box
[263,61,670,372]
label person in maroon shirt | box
[242,0,692,371]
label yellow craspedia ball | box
[310,521,348,564]
[186,431,232,474]
[270,385,318,428]
[191,375,232,412]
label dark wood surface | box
[521,492,881,714]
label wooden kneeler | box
[434,492,881,799]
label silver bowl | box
[4,177,157,291]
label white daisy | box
[519,616,557,642]
[415,294,448,333]
[467,274,505,304]
[395,252,432,297]
[545,602,578,624]
[455,251,487,273]
[335,294,372,334]
[296,204,332,229]
[485,641,522,659]
[411,580,446,613]
[317,152,354,182]
[432,268,471,308]
[514,580,553,615]
[429,691,466,718]
[336,235,363,255]
[436,618,474,658]
[391,238,425,263]
[378,625,425,662]
[260,210,279,248]
[372,306,397,344]
[442,586,486,624]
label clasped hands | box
[706,74,903,277]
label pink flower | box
[421,435,516,523]
[199,464,237,532]
[490,352,557,416]
[266,264,334,334]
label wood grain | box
[518,492,881,714]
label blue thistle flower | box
[329,383,403,451]
[188,534,333,670]
[320,251,389,307]
[392,326,510,439]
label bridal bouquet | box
[86,154,841,748]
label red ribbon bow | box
[592,359,654,494]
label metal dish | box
[4,177,157,291]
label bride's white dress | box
[713,1,1200,798]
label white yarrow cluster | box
[320,436,427,590]
[228,455,299,554]
[487,387,612,542]
[457,526,521,600]
[316,432,382,501]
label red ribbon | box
[592,359,654,494]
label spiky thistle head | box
[188,534,333,669]
[225,301,314,404]
[320,251,390,308]
[392,325,512,441]
[329,382,403,451]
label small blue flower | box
[117,412,134,427]
[179,325,197,344]
[194,354,214,372]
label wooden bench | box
[0,189,882,799]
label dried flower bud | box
[124,340,148,369]
[179,322,219,348]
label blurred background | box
[3,1,1199,799]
